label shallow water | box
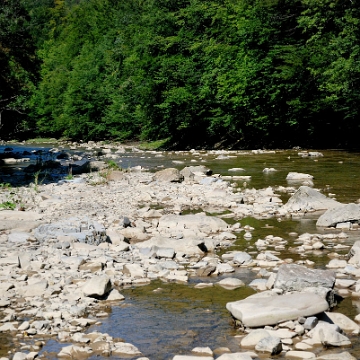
[2,145,360,359]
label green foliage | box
[105,160,121,171]
[0,201,16,210]
[5,0,359,148]
[0,0,38,139]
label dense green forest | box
[1,0,360,149]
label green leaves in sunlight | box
[3,0,360,148]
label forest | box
[1,0,360,149]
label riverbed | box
[1,143,360,359]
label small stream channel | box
[1,143,360,359]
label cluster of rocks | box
[1,149,360,359]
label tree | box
[0,0,37,138]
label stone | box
[348,241,360,266]
[157,214,228,235]
[273,264,335,292]
[20,280,48,297]
[240,329,271,347]
[226,292,329,327]
[283,186,340,213]
[322,312,360,334]
[307,322,351,346]
[303,317,318,330]
[191,347,213,356]
[173,357,213,360]
[12,353,27,360]
[232,252,253,266]
[8,232,30,244]
[34,217,108,245]
[217,278,245,289]
[82,275,112,298]
[153,168,184,183]
[106,289,125,301]
[285,351,316,359]
[286,172,314,181]
[255,336,282,355]
[316,352,356,360]
[57,345,93,358]
[123,264,145,279]
[316,203,360,228]
[216,354,253,360]
[112,342,142,356]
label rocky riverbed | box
[1,144,360,360]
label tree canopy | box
[2,0,360,148]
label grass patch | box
[137,139,169,150]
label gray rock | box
[303,316,318,330]
[112,342,142,356]
[196,265,216,277]
[316,203,360,228]
[34,217,108,245]
[232,252,253,265]
[8,232,30,244]
[307,322,351,346]
[255,336,282,355]
[240,329,271,347]
[216,354,253,360]
[273,264,335,292]
[316,352,356,360]
[12,353,27,360]
[226,292,329,327]
[58,345,93,358]
[283,186,340,213]
[82,275,112,298]
[348,241,360,266]
[20,280,48,297]
[153,168,184,183]
[217,278,245,289]
[286,172,313,181]
[157,214,228,235]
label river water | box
[1,144,360,359]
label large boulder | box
[82,275,112,298]
[226,292,329,327]
[307,322,351,346]
[283,186,340,213]
[153,168,184,183]
[316,203,360,228]
[273,264,335,292]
